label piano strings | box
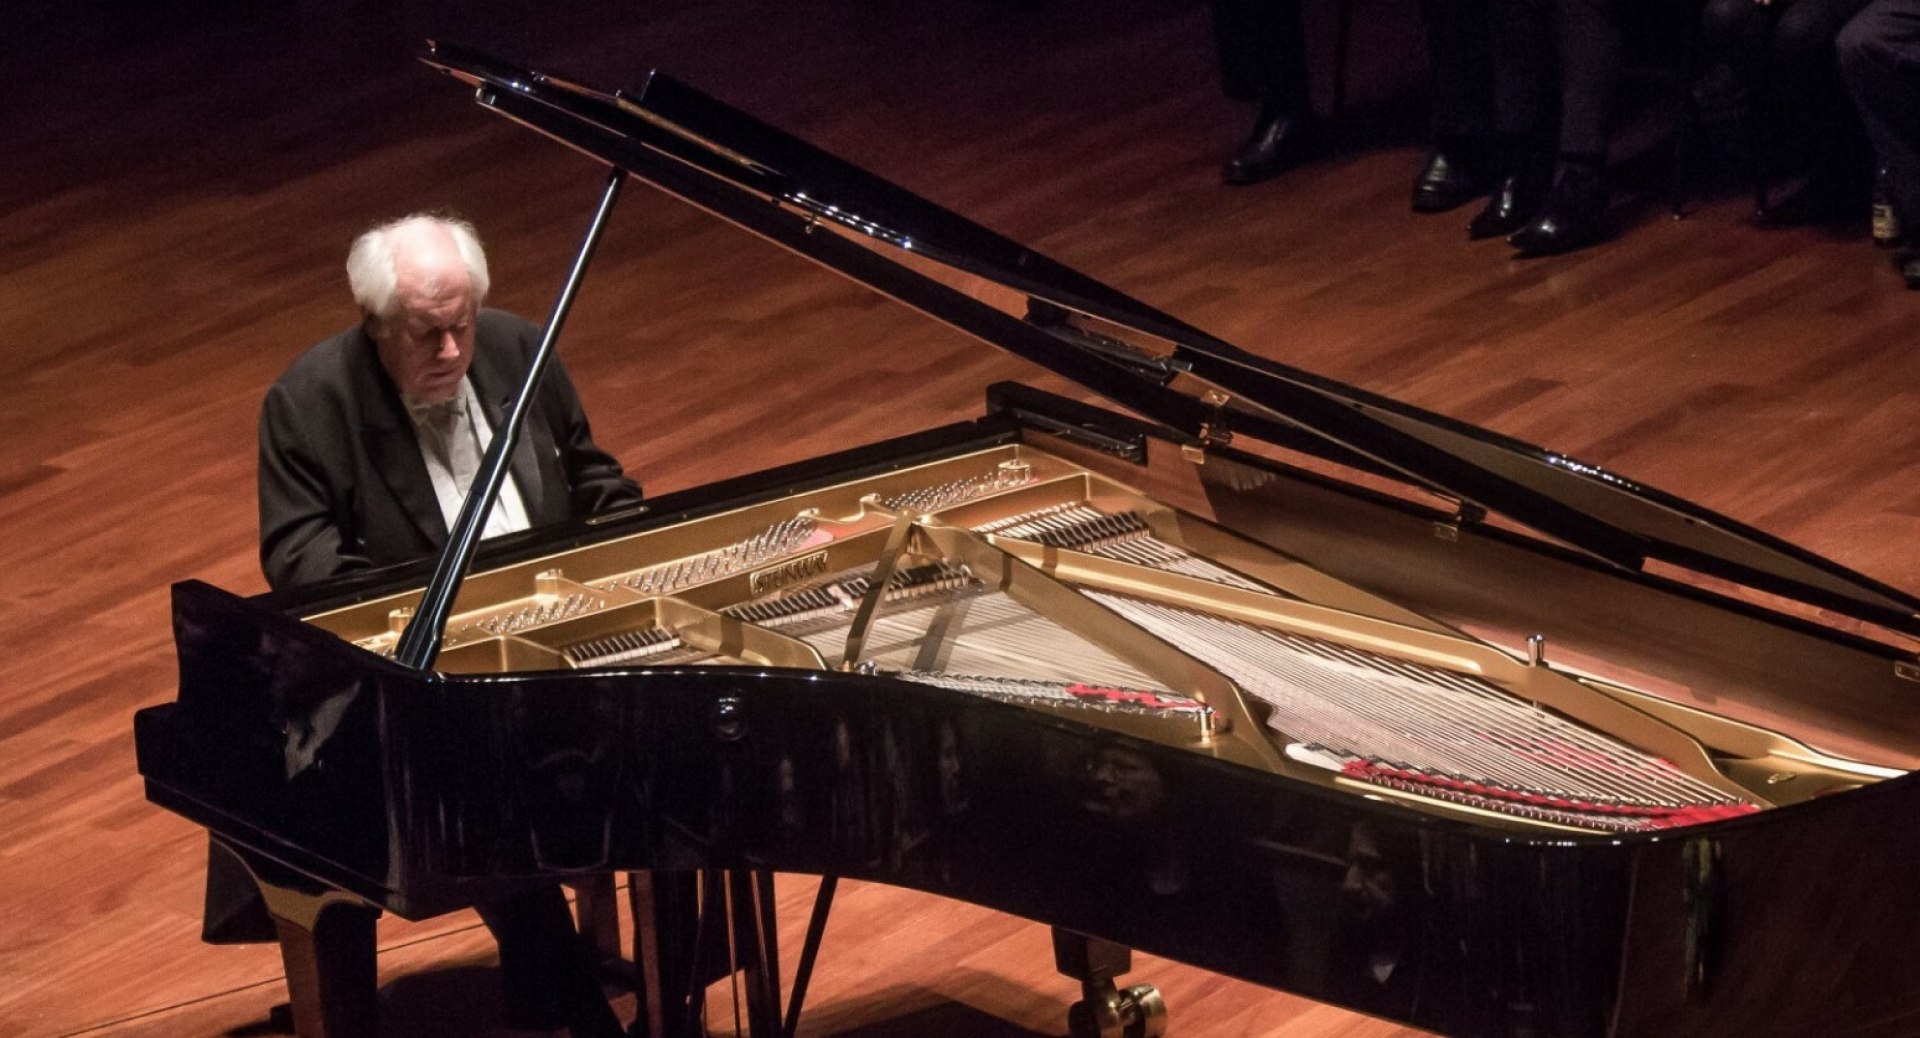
[1081,591,1757,833]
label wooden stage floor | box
[5,2,1919,1036]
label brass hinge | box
[1198,389,1233,448]
[1433,501,1487,542]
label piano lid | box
[419,41,1920,634]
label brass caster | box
[1067,982,1166,1038]
[1122,984,1167,1038]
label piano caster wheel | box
[1068,982,1166,1038]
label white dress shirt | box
[404,376,532,540]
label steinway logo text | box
[750,551,829,597]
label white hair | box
[344,213,491,319]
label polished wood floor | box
[5,1,1919,1036]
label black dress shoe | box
[1221,111,1316,186]
[1468,171,1548,240]
[1508,167,1608,256]
[1895,249,1920,290]
[1412,149,1485,213]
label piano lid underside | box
[304,444,1900,835]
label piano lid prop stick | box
[395,166,629,670]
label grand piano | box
[135,42,1920,1038]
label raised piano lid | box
[420,41,1920,636]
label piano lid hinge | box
[1196,389,1233,449]
[1895,660,1920,684]
[1433,500,1488,542]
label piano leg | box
[1052,928,1167,1038]
[627,870,785,1038]
[256,880,380,1038]
[570,874,629,979]
[209,841,379,1038]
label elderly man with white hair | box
[248,212,637,1037]
[259,212,641,589]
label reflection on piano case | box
[136,42,1920,1038]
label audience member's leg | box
[1700,0,1773,107]
[1414,0,1496,212]
[1768,0,1877,210]
[1509,0,1621,254]
[1552,0,1623,163]
[1701,0,1775,72]
[1695,0,1772,159]
[1838,0,1920,285]
[1470,0,1556,238]
[1212,0,1317,184]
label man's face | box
[372,254,476,403]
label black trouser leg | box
[1839,0,1920,228]
[1555,0,1625,160]
[1772,0,1878,175]
[1490,0,1555,144]
[1210,0,1312,115]
[1701,0,1774,78]
[1423,0,1495,143]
